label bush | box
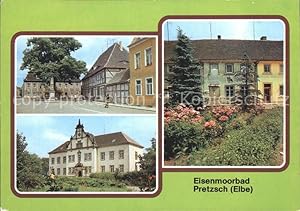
[164,121,206,160]
[188,108,283,166]
[89,172,115,181]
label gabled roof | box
[164,39,283,63]
[24,72,43,82]
[83,43,129,80]
[48,131,143,154]
[48,141,70,154]
[106,68,130,85]
[94,132,143,148]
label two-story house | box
[22,72,81,99]
[81,42,129,102]
[128,37,156,107]
[164,36,283,105]
[48,120,144,177]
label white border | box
[161,18,287,169]
[14,34,160,195]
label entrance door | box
[78,170,82,177]
[264,84,272,103]
[209,86,220,98]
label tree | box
[138,138,156,191]
[168,28,202,107]
[20,38,87,83]
[234,53,261,111]
[16,132,45,191]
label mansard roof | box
[164,39,283,63]
[83,42,129,80]
[48,131,143,154]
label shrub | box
[63,186,79,192]
[89,172,115,181]
[164,121,206,160]
[188,108,283,166]
[164,103,203,124]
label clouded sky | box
[163,19,284,41]
[16,115,156,157]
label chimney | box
[217,35,221,40]
[260,36,267,41]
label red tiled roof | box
[82,43,129,80]
[48,131,143,154]
[164,39,283,62]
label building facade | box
[128,37,156,107]
[22,72,81,99]
[48,120,144,177]
[164,36,283,105]
[81,42,129,102]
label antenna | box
[167,21,170,41]
[253,21,255,40]
[210,22,212,39]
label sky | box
[163,20,284,41]
[16,116,156,158]
[15,35,134,87]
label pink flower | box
[204,120,216,128]
[219,115,229,122]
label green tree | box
[138,138,156,191]
[17,132,45,191]
[168,28,202,107]
[234,53,261,111]
[20,38,87,82]
[41,157,50,176]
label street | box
[16,99,156,114]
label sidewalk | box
[100,102,156,112]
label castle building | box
[48,120,144,177]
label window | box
[57,157,61,164]
[145,47,152,66]
[76,141,83,148]
[100,152,105,160]
[280,85,284,96]
[210,64,219,75]
[225,85,235,97]
[68,155,75,163]
[57,168,60,175]
[225,64,234,74]
[110,165,115,173]
[109,151,114,160]
[101,166,105,173]
[135,162,138,171]
[134,52,141,69]
[280,64,283,73]
[135,151,139,160]
[51,158,55,164]
[119,165,124,173]
[119,150,124,159]
[84,153,92,161]
[63,168,66,175]
[63,156,66,164]
[135,80,142,95]
[264,64,271,73]
[146,78,153,95]
[68,167,72,174]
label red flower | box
[219,115,229,122]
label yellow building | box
[257,61,284,105]
[128,37,156,107]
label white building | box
[48,120,144,177]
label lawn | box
[164,104,284,166]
